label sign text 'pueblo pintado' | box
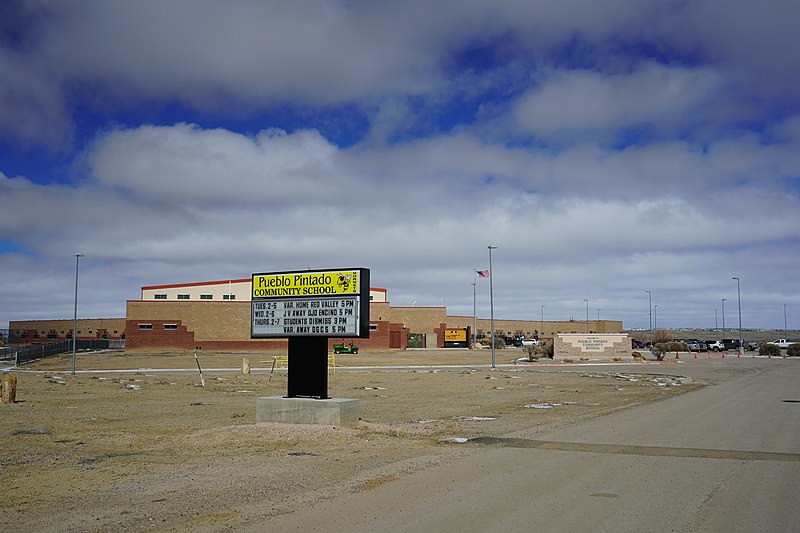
[251,268,370,339]
[252,270,361,297]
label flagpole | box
[472,270,477,349]
[488,246,497,369]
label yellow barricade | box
[260,354,335,373]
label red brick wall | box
[125,320,195,350]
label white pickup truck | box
[768,339,797,349]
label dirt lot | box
[1,349,699,532]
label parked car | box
[631,338,644,349]
[684,340,705,352]
[768,339,797,349]
[503,336,523,347]
[521,338,539,347]
[706,340,724,352]
[720,339,741,350]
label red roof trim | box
[141,278,252,291]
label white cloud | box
[513,63,721,136]
[3,1,797,148]
[88,124,342,207]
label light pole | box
[540,305,544,339]
[654,304,658,330]
[488,246,497,369]
[645,290,652,342]
[733,277,742,355]
[721,298,727,333]
[72,253,84,375]
[785,304,788,334]
[584,299,589,332]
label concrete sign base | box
[256,396,360,427]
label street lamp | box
[721,298,727,333]
[654,304,658,330]
[733,277,742,355]
[785,304,788,334]
[584,299,589,333]
[540,305,544,339]
[488,246,497,369]
[645,290,652,342]
[72,253,84,375]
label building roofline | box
[141,278,252,291]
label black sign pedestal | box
[286,336,329,399]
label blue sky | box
[1,0,799,331]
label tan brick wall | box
[9,318,126,343]
[445,316,622,338]
[127,301,251,341]
[126,300,395,352]
[382,307,447,333]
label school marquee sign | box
[251,268,370,338]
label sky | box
[1,0,799,331]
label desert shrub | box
[611,356,622,362]
[650,341,688,361]
[632,351,644,360]
[579,356,589,361]
[563,358,574,363]
[787,344,800,357]
[534,341,554,359]
[759,343,781,357]
[478,337,505,349]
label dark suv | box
[720,339,741,350]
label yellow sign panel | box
[445,328,467,342]
[252,270,360,298]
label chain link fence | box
[1,339,114,366]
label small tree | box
[786,344,800,357]
[652,329,673,344]
[523,344,538,361]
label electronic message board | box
[251,268,370,338]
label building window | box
[223,294,236,300]
[163,324,178,330]
[138,324,153,330]
[154,294,167,300]
[200,294,212,300]
[369,324,378,331]
[177,294,190,300]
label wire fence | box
[1,339,115,366]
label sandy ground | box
[1,349,699,532]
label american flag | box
[476,270,489,278]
